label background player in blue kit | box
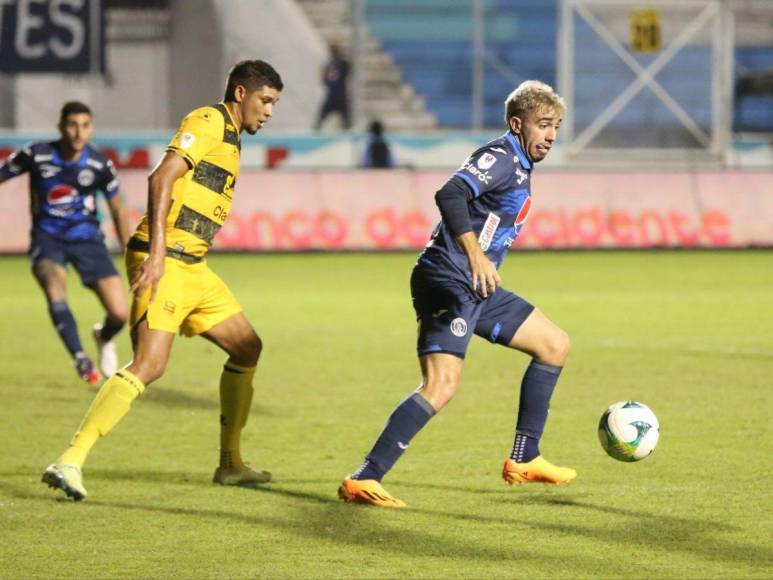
[339,81,576,507]
[0,102,130,385]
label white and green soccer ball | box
[598,401,660,462]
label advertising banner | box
[0,170,771,253]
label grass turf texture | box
[0,251,771,579]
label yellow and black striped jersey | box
[133,103,240,257]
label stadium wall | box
[1,170,771,252]
[1,134,772,171]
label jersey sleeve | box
[0,145,34,180]
[100,158,120,200]
[166,108,222,168]
[451,146,513,198]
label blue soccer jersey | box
[419,132,533,282]
[0,141,119,241]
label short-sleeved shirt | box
[418,132,533,285]
[0,141,119,241]
[132,103,241,257]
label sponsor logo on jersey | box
[515,196,532,226]
[478,212,501,251]
[490,147,507,154]
[77,169,95,187]
[40,164,61,178]
[86,158,104,170]
[47,184,78,205]
[179,132,196,149]
[477,152,497,170]
[463,162,492,185]
[450,317,468,337]
[515,168,528,184]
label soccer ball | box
[598,401,660,462]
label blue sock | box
[48,301,85,359]
[511,360,562,463]
[99,316,125,342]
[352,393,436,481]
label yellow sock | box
[219,361,256,469]
[58,369,146,468]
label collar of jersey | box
[52,140,90,167]
[505,132,532,170]
[219,101,240,139]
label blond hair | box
[504,80,566,124]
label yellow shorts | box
[126,250,242,337]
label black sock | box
[99,316,125,342]
[48,301,84,358]
[352,393,436,481]
[511,360,562,461]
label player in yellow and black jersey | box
[42,60,283,501]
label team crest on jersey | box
[77,169,95,187]
[179,132,196,149]
[515,168,528,184]
[477,153,497,170]
[450,318,468,337]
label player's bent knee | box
[539,329,570,366]
[230,333,262,367]
[421,374,459,410]
[108,310,129,325]
[127,356,168,385]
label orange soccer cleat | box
[338,477,406,508]
[75,356,102,386]
[502,456,577,486]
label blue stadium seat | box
[368,1,773,131]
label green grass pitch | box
[0,251,771,578]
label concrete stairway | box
[295,0,437,131]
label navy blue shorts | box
[29,230,118,286]
[411,266,535,359]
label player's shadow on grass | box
[85,497,560,566]
[389,479,513,495]
[526,496,772,571]
[86,467,212,486]
[0,473,575,565]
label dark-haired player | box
[339,81,577,508]
[42,60,283,501]
[0,102,129,384]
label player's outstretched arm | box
[456,232,501,298]
[0,146,33,186]
[129,152,188,303]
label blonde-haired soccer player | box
[42,60,283,501]
[339,80,576,508]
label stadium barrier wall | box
[1,170,771,252]
[2,134,773,170]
